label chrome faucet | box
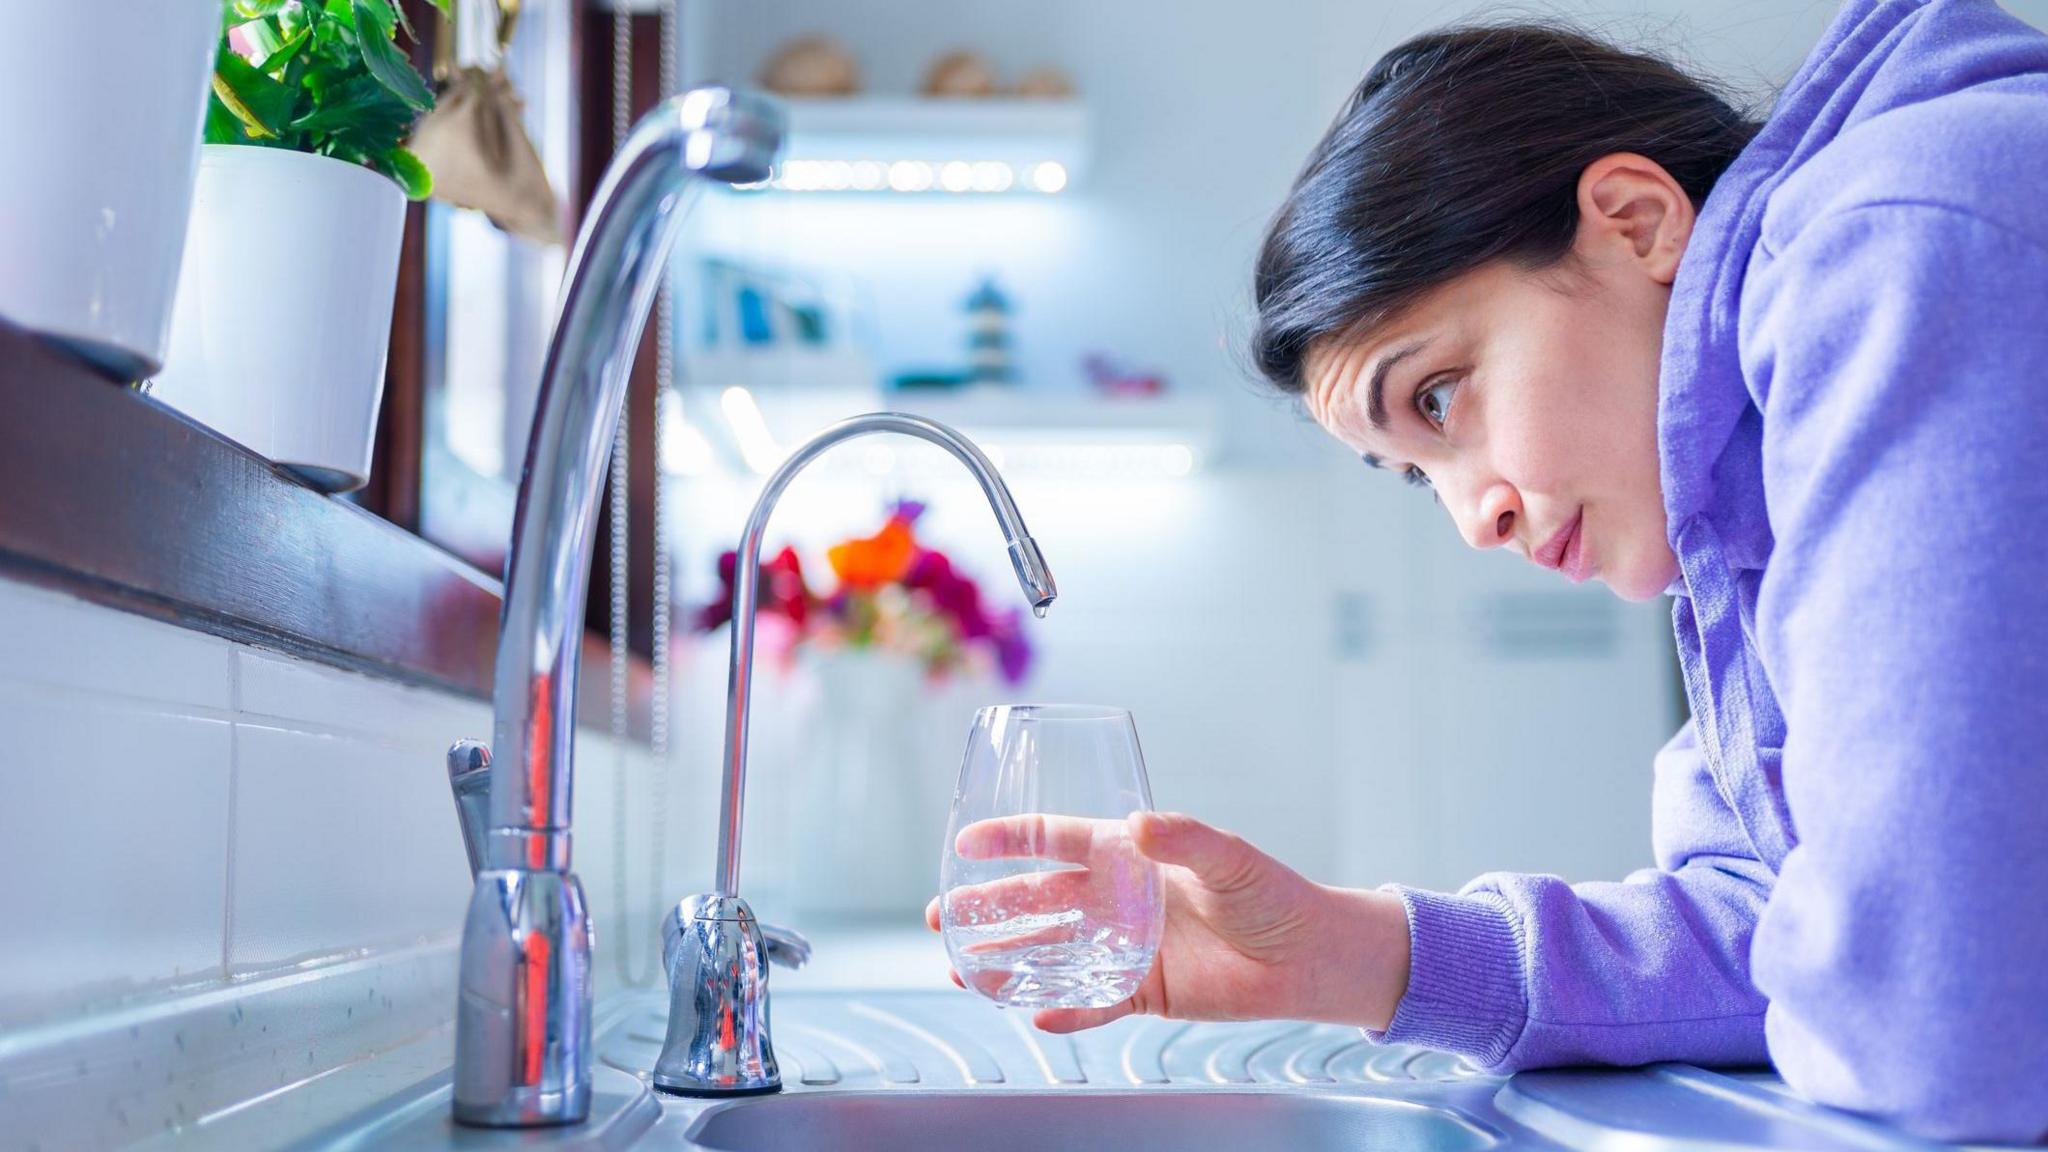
[651,413,1058,1096]
[442,87,781,1128]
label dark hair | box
[1251,23,1760,394]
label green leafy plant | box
[206,0,446,199]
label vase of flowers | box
[697,501,1034,914]
[696,499,1035,689]
[150,0,440,492]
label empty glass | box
[939,705,1165,1009]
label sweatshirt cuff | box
[1364,885,1529,1068]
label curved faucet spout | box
[654,412,1056,1097]
[452,87,781,1130]
[490,87,780,862]
[715,412,1057,897]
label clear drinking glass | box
[939,705,1165,1009]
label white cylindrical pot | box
[154,146,407,493]
[0,1,218,379]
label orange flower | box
[826,515,918,587]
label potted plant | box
[151,0,443,492]
[0,1,219,381]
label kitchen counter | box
[276,984,1980,1152]
[17,926,1983,1152]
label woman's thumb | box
[1127,811,1262,891]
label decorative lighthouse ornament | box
[964,277,1015,387]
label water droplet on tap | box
[1032,603,1048,620]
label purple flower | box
[904,548,950,589]
[990,608,1033,684]
[693,546,810,632]
[906,548,994,639]
[696,498,1034,684]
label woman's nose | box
[1458,487,1520,551]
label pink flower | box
[694,546,811,632]
[695,499,1033,684]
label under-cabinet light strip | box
[733,159,1068,194]
[824,440,1198,480]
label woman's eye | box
[1416,377,1459,429]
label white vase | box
[789,649,981,920]
[0,1,218,379]
[152,146,407,493]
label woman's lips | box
[1561,514,1592,582]
[1533,508,1591,582]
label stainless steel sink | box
[278,988,1966,1151]
[683,1091,1498,1152]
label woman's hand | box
[924,810,1412,1034]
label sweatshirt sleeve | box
[1370,723,1772,1069]
[1740,202,2048,1143]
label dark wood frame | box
[358,0,447,537]
[363,0,672,659]
[576,6,669,657]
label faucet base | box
[453,868,594,1127]
[652,894,781,1096]
[651,1080,783,1099]
[451,1079,594,1128]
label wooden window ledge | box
[0,321,652,741]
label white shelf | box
[784,96,1086,149]
[676,377,1218,479]
[884,387,1212,444]
[748,96,1090,193]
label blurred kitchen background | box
[412,0,1876,956]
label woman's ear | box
[1573,153,1694,285]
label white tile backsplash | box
[0,575,490,1018]
[0,573,716,1136]
[0,578,233,710]
[229,722,471,971]
[0,685,232,1024]
[235,647,491,748]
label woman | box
[927,0,2048,1142]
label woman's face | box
[1300,157,1691,602]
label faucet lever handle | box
[446,740,491,880]
[759,920,812,969]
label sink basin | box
[686,1090,1499,1152]
[265,987,1963,1150]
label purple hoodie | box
[1369,0,2048,1142]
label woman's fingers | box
[1031,998,1139,1034]
[953,814,1116,864]
[938,869,1095,925]
[924,896,942,932]
[954,920,1086,958]
[1128,811,1263,892]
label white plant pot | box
[153,146,407,493]
[0,1,218,379]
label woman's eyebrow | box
[1365,339,1429,431]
